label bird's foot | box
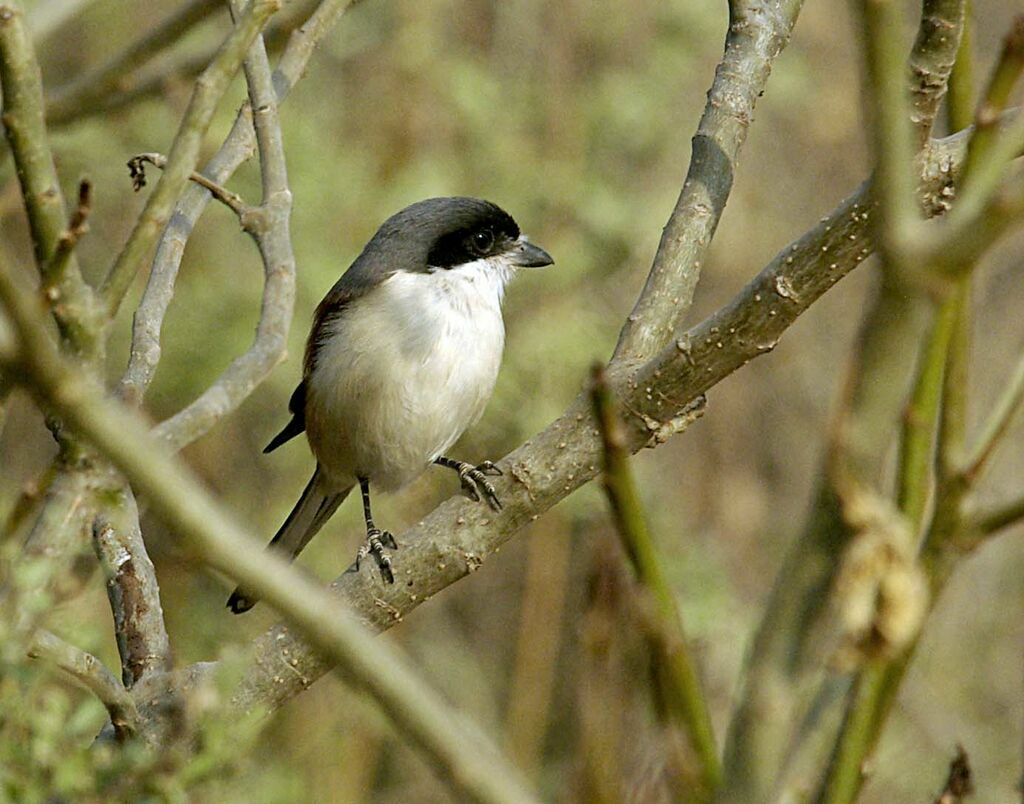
[457,461,503,511]
[355,527,398,584]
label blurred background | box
[1,0,1023,800]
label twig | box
[945,2,974,134]
[119,0,357,426]
[43,0,224,125]
[27,628,138,739]
[92,492,173,688]
[856,0,920,263]
[42,178,92,294]
[971,493,1024,536]
[99,0,281,318]
[933,744,973,803]
[612,0,805,364]
[590,364,719,798]
[0,254,539,804]
[0,0,101,355]
[927,19,1024,266]
[230,130,970,721]
[960,341,1024,482]
[896,299,958,527]
[127,153,251,221]
[43,0,312,129]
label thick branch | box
[92,488,172,688]
[613,0,804,364]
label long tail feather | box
[227,467,352,614]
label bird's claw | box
[355,527,397,584]
[458,463,503,511]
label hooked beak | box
[509,237,554,268]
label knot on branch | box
[830,490,929,670]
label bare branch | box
[960,349,1024,482]
[27,628,138,739]
[126,153,253,221]
[0,0,102,354]
[43,0,316,129]
[92,489,173,688]
[99,0,281,318]
[612,0,804,364]
[43,0,224,125]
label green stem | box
[590,365,720,798]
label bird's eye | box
[470,229,494,255]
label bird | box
[227,197,553,613]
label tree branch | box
[908,0,967,142]
[0,0,102,355]
[99,0,280,318]
[27,628,138,739]
[92,489,172,689]
[43,0,225,126]
[612,0,804,364]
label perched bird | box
[228,197,553,613]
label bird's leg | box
[434,457,503,511]
[354,477,397,583]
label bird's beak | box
[509,237,554,268]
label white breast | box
[306,258,510,491]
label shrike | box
[228,197,553,613]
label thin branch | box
[896,298,957,527]
[43,0,313,129]
[126,153,252,221]
[27,628,138,739]
[908,0,967,143]
[42,178,92,294]
[92,490,173,689]
[933,744,973,803]
[43,0,224,125]
[119,0,358,422]
[945,3,974,134]
[612,0,804,364]
[856,0,921,261]
[971,493,1024,535]
[960,336,1024,483]
[0,255,539,804]
[230,130,969,720]
[0,0,101,355]
[99,0,281,318]
[590,365,718,798]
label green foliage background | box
[1,0,1022,800]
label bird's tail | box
[227,466,352,614]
